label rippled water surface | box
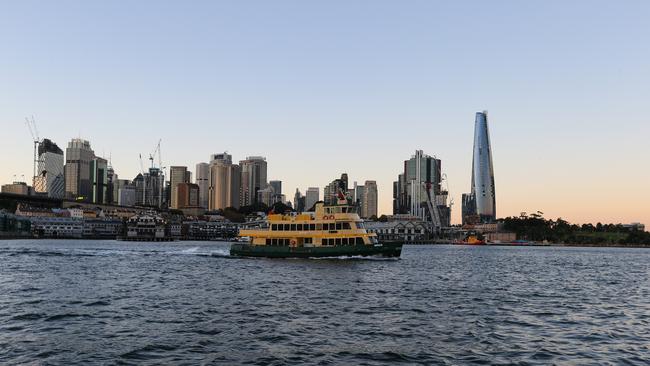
[1,240,649,365]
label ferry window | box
[325,239,332,246]
[266,239,271,245]
[284,224,290,231]
[271,224,277,231]
[342,238,348,245]
[356,222,365,229]
[297,224,303,231]
[342,222,351,230]
[325,208,330,214]
[316,223,322,230]
[284,239,290,246]
[322,223,328,231]
[309,224,315,231]
[335,238,342,246]
[342,207,347,213]
[271,239,277,246]
[356,237,364,245]
[336,223,342,231]
[290,224,296,231]
[278,225,284,231]
[305,238,312,244]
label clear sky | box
[1,1,649,226]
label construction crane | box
[24,116,41,186]
[422,181,442,235]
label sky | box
[1,1,649,226]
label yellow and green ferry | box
[230,202,402,258]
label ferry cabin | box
[239,203,379,247]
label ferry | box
[230,201,402,258]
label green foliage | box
[500,214,649,244]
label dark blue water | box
[1,240,649,365]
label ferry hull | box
[230,243,402,258]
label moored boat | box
[230,201,402,258]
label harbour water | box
[1,240,648,365]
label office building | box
[91,157,108,204]
[240,156,267,206]
[305,187,320,211]
[294,189,305,212]
[324,173,349,205]
[462,111,497,224]
[208,161,241,210]
[170,166,189,209]
[118,184,136,207]
[195,162,210,208]
[176,182,200,208]
[33,138,64,198]
[64,138,95,202]
[360,180,378,219]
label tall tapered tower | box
[463,111,496,224]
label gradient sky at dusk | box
[1,1,649,226]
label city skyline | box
[1,1,649,226]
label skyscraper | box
[169,166,189,209]
[33,138,64,198]
[195,162,210,209]
[240,156,267,207]
[208,161,241,210]
[324,173,349,205]
[91,157,108,204]
[361,180,378,219]
[462,111,496,224]
[305,187,320,211]
[64,138,95,202]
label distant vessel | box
[230,200,402,258]
[453,235,486,246]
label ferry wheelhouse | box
[230,202,402,258]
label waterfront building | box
[240,156,267,206]
[195,162,210,209]
[0,209,32,237]
[1,182,32,196]
[305,187,320,211]
[64,138,95,202]
[91,157,108,204]
[462,111,497,224]
[365,220,428,242]
[33,139,64,199]
[30,216,84,238]
[208,160,241,210]
[169,166,189,209]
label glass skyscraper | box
[463,111,496,224]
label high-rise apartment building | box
[462,111,496,224]
[195,162,210,209]
[305,187,320,211]
[208,161,241,210]
[33,138,64,199]
[240,156,267,207]
[64,138,95,202]
[169,166,189,209]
